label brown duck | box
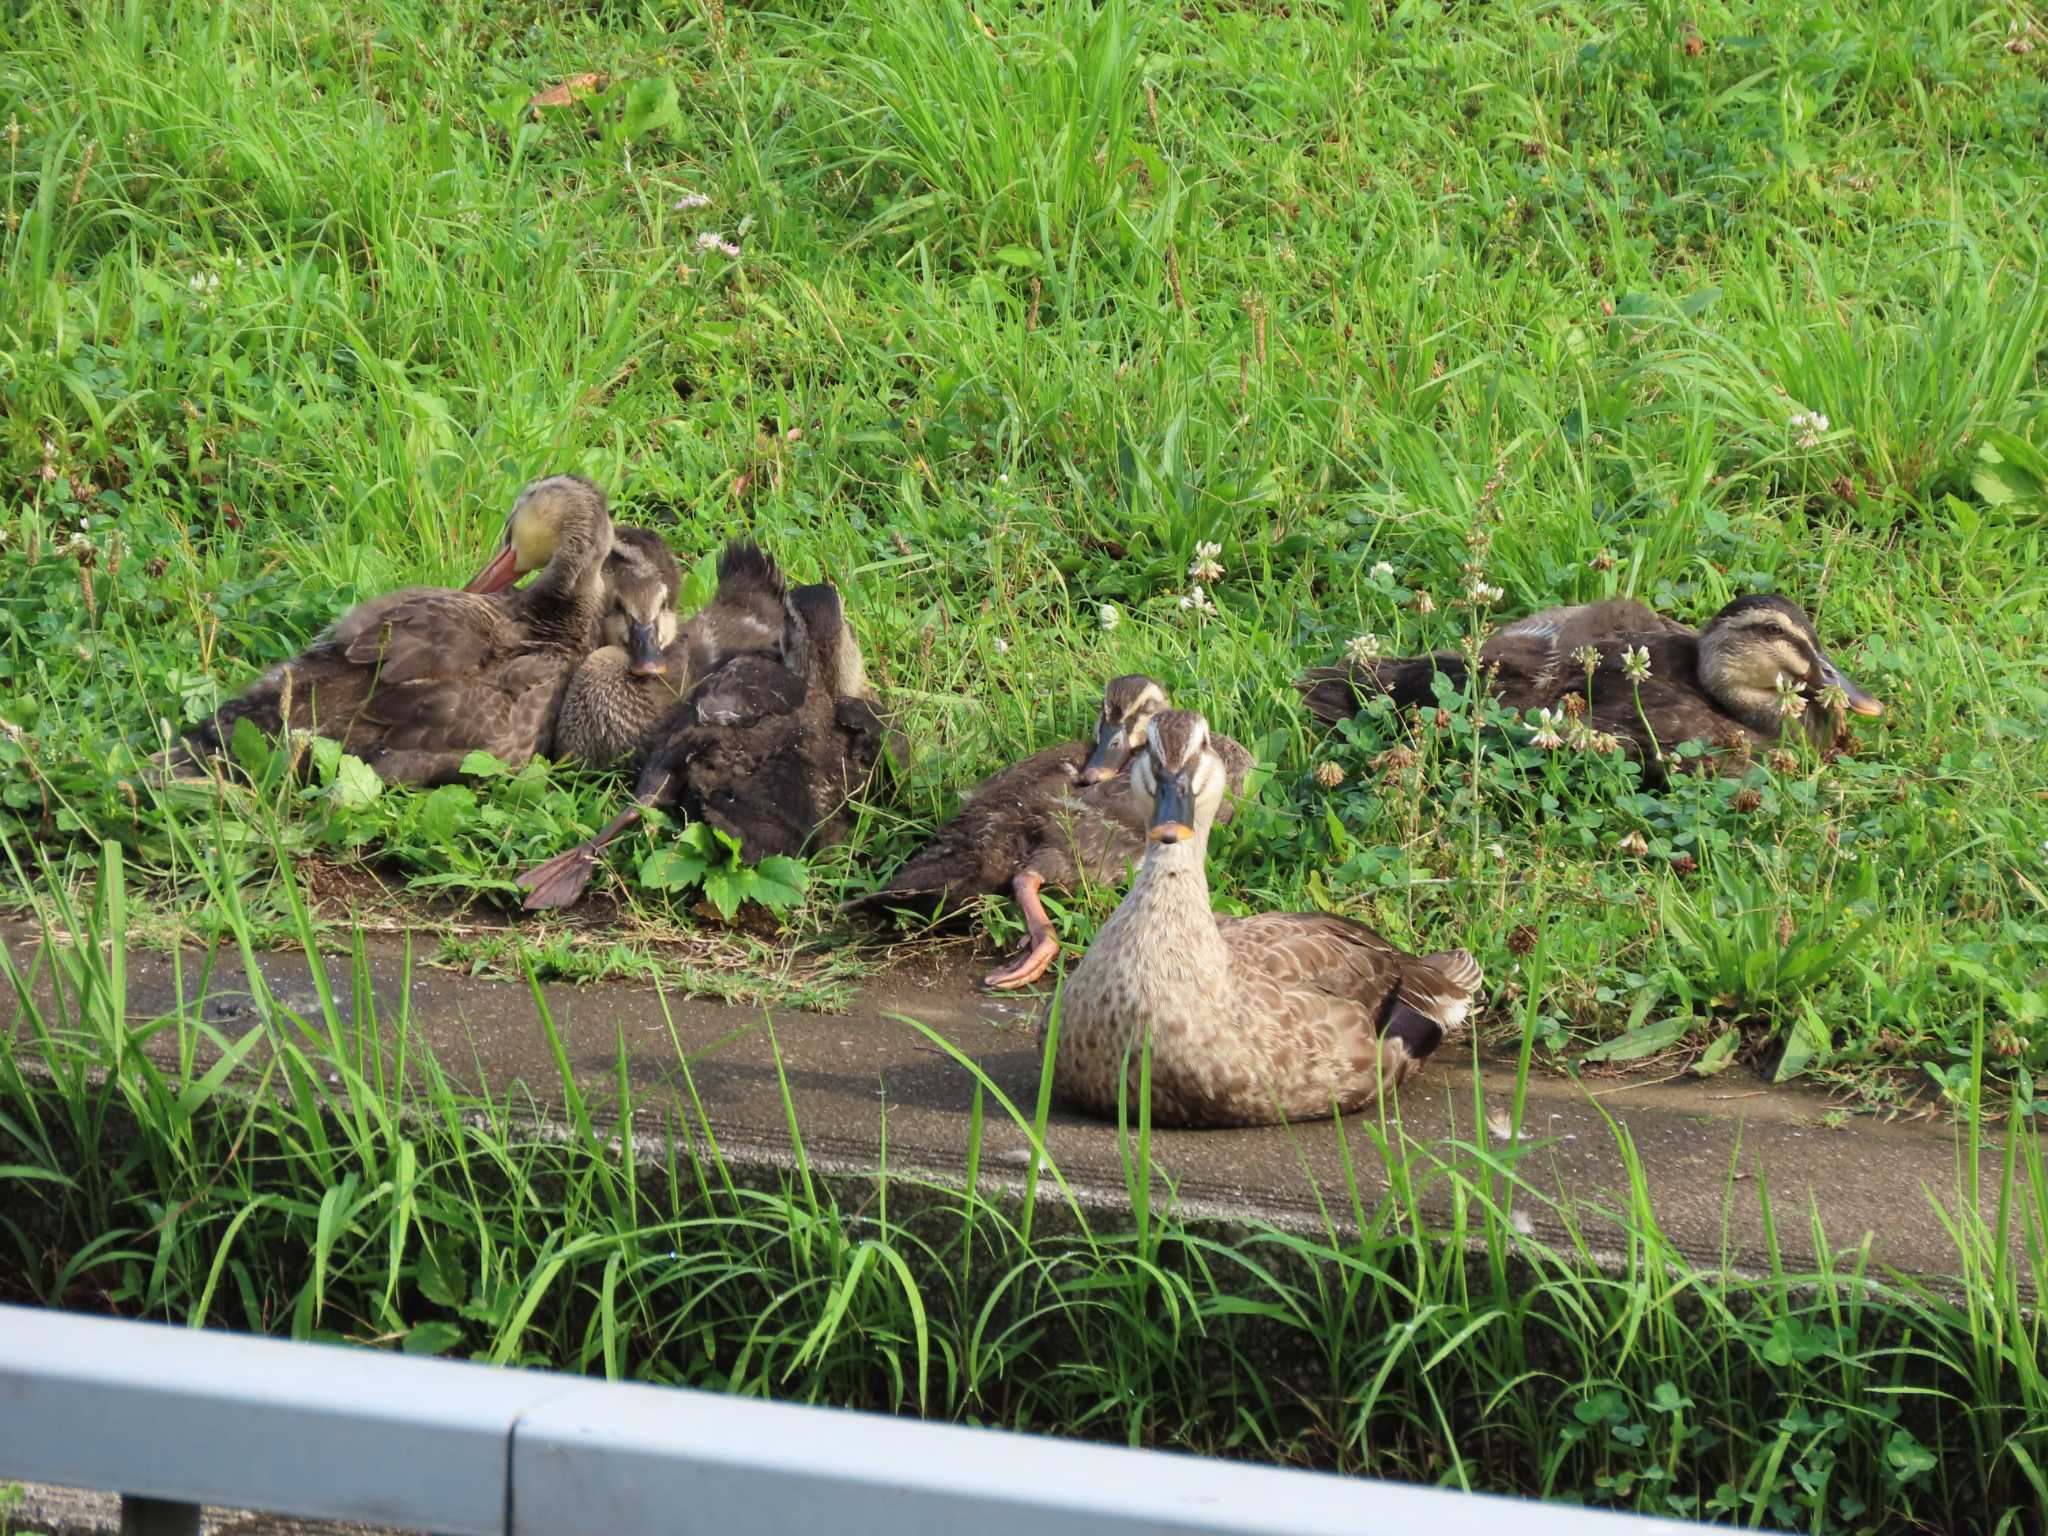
[552,528,690,767]
[1296,594,1882,773]
[518,540,891,910]
[172,474,615,785]
[846,676,1252,990]
[1053,710,1482,1128]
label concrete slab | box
[1,921,2031,1282]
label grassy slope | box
[1,0,2045,1097]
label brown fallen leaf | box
[529,72,603,109]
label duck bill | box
[1818,656,1883,717]
[1147,773,1196,844]
[626,623,668,677]
[463,544,523,595]
[1077,721,1132,786]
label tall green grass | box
[3,843,2045,1530]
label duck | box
[551,528,691,767]
[171,474,616,785]
[1053,709,1482,1129]
[517,540,891,910]
[1295,593,1882,774]
[845,675,1253,990]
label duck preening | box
[845,675,1252,990]
[551,528,690,767]
[169,474,616,785]
[517,540,890,911]
[1296,593,1882,772]
[1053,710,1481,1128]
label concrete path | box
[3,920,2030,1282]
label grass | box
[3,846,2047,1531]
[1,3,2046,1095]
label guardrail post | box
[119,1495,201,1535]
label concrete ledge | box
[1,921,2033,1283]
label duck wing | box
[328,587,521,686]
[350,650,574,782]
[847,743,1090,910]
[1220,912,1482,1061]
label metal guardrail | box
[0,1305,1724,1535]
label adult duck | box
[517,540,891,910]
[173,474,615,785]
[1296,593,1882,774]
[845,675,1252,990]
[1053,710,1482,1128]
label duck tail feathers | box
[716,539,786,604]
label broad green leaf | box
[401,1320,466,1357]
[622,77,680,139]
[229,716,271,772]
[746,855,810,912]
[328,754,381,811]
[699,866,746,921]
[639,848,709,892]
[1691,1028,1740,1077]
[459,750,510,778]
[418,783,476,843]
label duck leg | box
[983,870,1060,990]
[517,800,650,911]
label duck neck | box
[1102,819,1234,997]
[518,512,613,636]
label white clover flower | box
[1817,682,1849,716]
[1773,671,1808,719]
[1098,603,1120,632]
[1467,577,1504,606]
[189,271,219,294]
[1369,560,1395,580]
[1572,644,1601,674]
[1188,540,1224,584]
[1313,761,1345,788]
[1622,645,1652,682]
[1413,589,1436,615]
[993,638,1010,655]
[673,191,713,211]
[1526,708,1564,750]
[695,231,743,257]
[1788,409,1832,450]
[1344,632,1383,667]
[1179,584,1218,620]
[1591,731,1623,754]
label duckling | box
[517,541,890,910]
[1296,593,1882,773]
[1054,710,1482,1129]
[171,474,615,785]
[552,529,690,767]
[845,676,1252,990]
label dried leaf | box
[529,72,603,108]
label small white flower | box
[1344,632,1384,667]
[1098,603,1120,632]
[695,230,722,250]
[1313,760,1345,789]
[1526,708,1564,750]
[673,191,713,211]
[1773,671,1808,719]
[1467,577,1504,606]
[1412,589,1436,615]
[1179,584,1218,620]
[1188,541,1224,584]
[1369,560,1395,581]
[993,638,1010,655]
[1622,645,1652,682]
[1788,409,1831,450]
[1817,683,1849,716]
[188,271,219,293]
[1571,644,1601,674]
[997,473,1009,485]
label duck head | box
[599,528,682,676]
[1132,709,1229,845]
[1077,674,1171,785]
[464,474,613,596]
[1696,594,1882,740]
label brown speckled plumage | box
[173,475,616,786]
[517,542,893,910]
[845,676,1251,987]
[1296,593,1882,776]
[553,528,691,766]
[1054,711,1481,1128]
